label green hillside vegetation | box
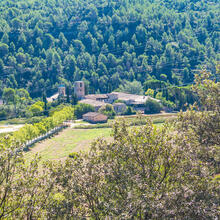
[0,0,219,111]
[0,66,219,218]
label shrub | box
[144,98,162,114]
[123,106,136,115]
[69,152,79,159]
[98,104,116,119]
[0,110,7,119]
[28,101,45,116]
[74,103,95,119]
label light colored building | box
[83,112,108,123]
[106,93,118,103]
[113,103,127,113]
[74,81,85,99]
[85,94,108,102]
[110,92,159,106]
[46,93,59,102]
[0,99,3,105]
[79,99,107,111]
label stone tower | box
[58,85,66,96]
[74,81,85,99]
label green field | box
[24,114,176,163]
[25,127,111,163]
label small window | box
[80,83,82,87]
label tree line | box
[0,105,74,147]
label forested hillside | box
[0,68,219,219]
[0,0,219,108]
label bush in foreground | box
[0,69,219,219]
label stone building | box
[74,81,85,99]
[58,85,66,96]
[84,94,108,102]
[82,112,108,123]
[113,103,127,114]
[79,99,107,111]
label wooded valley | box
[0,0,219,110]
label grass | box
[24,113,177,164]
[25,127,111,163]
[74,113,177,129]
[24,123,164,164]
[0,116,44,125]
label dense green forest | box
[0,0,219,110]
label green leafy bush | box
[145,99,162,114]
[98,104,116,119]
[74,103,95,119]
[123,106,136,115]
[69,152,79,159]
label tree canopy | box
[0,0,219,110]
[0,68,219,218]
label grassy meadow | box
[24,127,112,163]
[24,113,177,163]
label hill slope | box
[0,0,219,108]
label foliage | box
[145,88,154,97]
[2,88,16,104]
[123,106,136,115]
[0,138,52,219]
[0,0,219,110]
[69,152,79,159]
[74,103,95,119]
[145,98,162,114]
[118,80,144,95]
[0,69,219,218]
[12,105,74,145]
[113,99,125,104]
[177,66,220,174]
[98,104,116,119]
[0,88,32,119]
[28,101,44,116]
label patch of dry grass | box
[24,127,111,163]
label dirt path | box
[0,124,24,133]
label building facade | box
[113,103,127,113]
[83,112,108,123]
[58,85,66,96]
[74,81,85,99]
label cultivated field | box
[25,127,111,163]
[24,113,177,163]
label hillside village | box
[47,81,161,122]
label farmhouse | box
[85,94,108,102]
[110,92,159,106]
[113,103,127,113]
[82,112,108,123]
[79,99,107,111]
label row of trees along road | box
[0,105,74,147]
[0,0,219,110]
[0,67,219,218]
